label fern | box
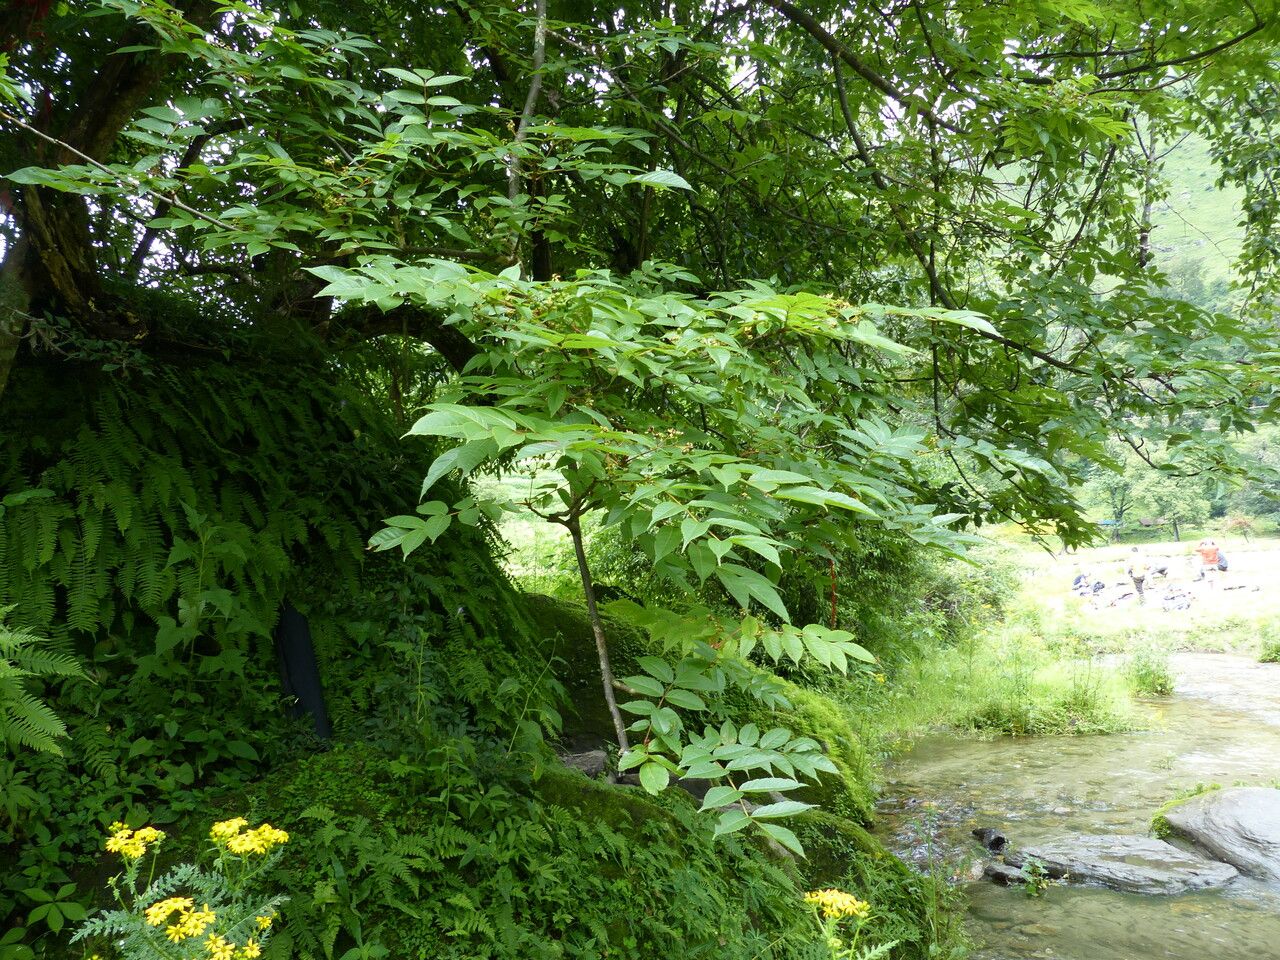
[0,606,84,754]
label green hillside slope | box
[1149,134,1244,287]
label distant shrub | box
[1259,625,1280,664]
[1125,646,1175,696]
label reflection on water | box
[876,654,1280,960]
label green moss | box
[746,682,878,824]
[1151,782,1222,838]
[794,812,970,960]
[522,593,647,746]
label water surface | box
[877,654,1280,959]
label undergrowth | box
[1125,645,1176,696]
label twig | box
[0,108,236,233]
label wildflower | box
[105,823,165,859]
[104,825,133,854]
[873,673,887,684]
[225,823,289,856]
[239,939,262,959]
[205,934,236,960]
[145,896,193,926]
[804,888,871,920]
[134,826,165,845]
[255,914,275,930]
[210,817,248,841]
[166,904,216,942]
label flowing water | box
[876,653,1280,960]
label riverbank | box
[874,652,1280,960]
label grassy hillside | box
[1149,134,1244,288]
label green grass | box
[1150,134,1244,288]
[1151,782,1223,839]
[998,533,1280,655]
[849,612,1135,745]
[1124,644,1175,696]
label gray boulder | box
[992,834,1237,894]
[1161,787,1280,881]
[560,749,609,778]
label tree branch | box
[762,0,959,132]
[0,108,237,234]
[332,303,479,373]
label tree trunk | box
[0,236,30,400]
[1172,518,1180,542]
[566,517,630,752]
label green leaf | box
[420,439,497,496]
[627,169,692,190]
[713,809,752,837]
[716,564,789,620]
[739,777,802,793]
[664,688,707,710]
[758,821,805,856]
[637,655,675,683]
[699,786,744,810]
[621,675,666,697]
[749,800,814,819]
[638,761,670,795]
[758,727,791,750]
[617,749,648,772]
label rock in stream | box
[976,830,1238,895]
[1161,786,1280,882]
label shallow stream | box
[876,653,1280,959]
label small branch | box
[127,119,248,274]
[762,0,959,132]
[0,108,236,233]
[505,0,548,268]
[567,515,630,753]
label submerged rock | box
[974,829,1237,895]
[973,827,1008,853]
[1161,787,1280,881]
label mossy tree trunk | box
[565,516,630,753]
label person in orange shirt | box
[1195,539,1221,586]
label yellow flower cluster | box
[209,818,289,855]
[144,896,193,926]
[205,934,235,960]
[210,817,248,840]
[166,903,216,942]
[201,934,262,960]
[105,822,166,859]
[804,888,872,920]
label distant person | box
[1126,547,1152,604]
[1195,538,1221,586]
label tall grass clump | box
[1125,645,1175,696]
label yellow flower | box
[255,914,275,930]
[210,817,248,841]
[205,934,236,960]
[873,673,887,684]
[105,823,165,859]
[239,939,262,959]
[145,897,194,926]
[212,818,288,856]
[804,888,872,921]
[166,904,216,942]
[225,823,289,856]
[104,825,133,853]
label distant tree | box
[1081,467,1138,540]
[1131,471,1212,542]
